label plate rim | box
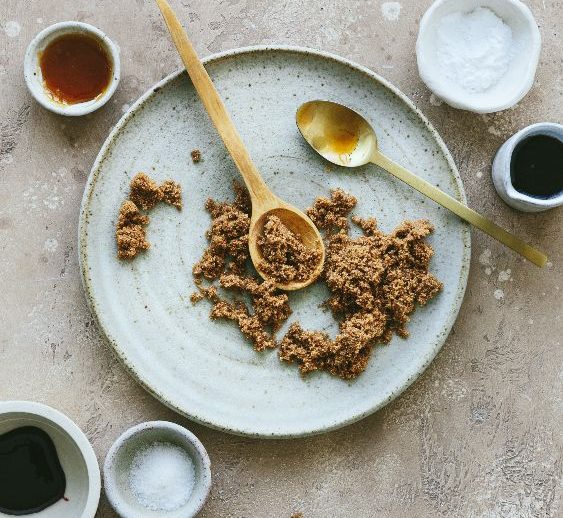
[79,45,471,438]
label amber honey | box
[324,127,359,155]
[297,101,360,156]
[39,32,112,104]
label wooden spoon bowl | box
[249,205,325,291]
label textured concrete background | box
[1,1,561,516]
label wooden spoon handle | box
[371,151,547,267]
[155,0,273,204]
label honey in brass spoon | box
[39,32,112,104]
[296,101,360,156]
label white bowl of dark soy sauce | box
[492,122,563,212]
[0,401,101,518]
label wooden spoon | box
[296,100,547,267]
[155,0,325,290]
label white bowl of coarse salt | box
[104,421,211,518]
[416,0,541,113]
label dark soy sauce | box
[0,426,66,515]
[510,134,563,198]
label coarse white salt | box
[436,7,513,93]
[128,441,195,512]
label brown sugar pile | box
[257,215,322,284]
[192,183,251,279]
[129,173,162,210]
[306,188,357,233]
[192,185,442,379]
[129,172,182,210]
[116,173,182,260]
[279,212,442,379]
[192,182,292,351]
[210,276,292,351]
[116,201,150,259]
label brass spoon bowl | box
[296,100,547,267]
[156,0,324,290]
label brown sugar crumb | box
[129,173,163,210]
[210,299,277,351]
[116,201,150,259]
[306,188,357,233]
[190,291,205,304]
[160,179,182,210]
[191,149,201,163]
[279,310,386,379]
[257,215,322,284]
[233,180,252,214]
[220,274,291,331]
[192,183,442,380]
[116,173,182,260]
[192,191,251,280]
[199,274,291,351]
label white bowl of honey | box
[24,21,120,116]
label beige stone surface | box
[1,1,561,516]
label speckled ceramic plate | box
[80,46,470,438]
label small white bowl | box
[416,0,541,113]
[0,401,101,518]
[104,421,212,518]
[24,21,120,116]
[492,122,563,212]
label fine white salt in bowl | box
[104,421,211,518]
[416,0,541,113]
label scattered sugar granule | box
[4,21,21,38]
[479,248,492,265]
[191,149,201,163]
[128,442,195,512]
[498,269,511,282]
[381,2,402,21]
[436,7,513,93]
[44,238,58,253]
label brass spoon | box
[156,0,324,290]
[296,100,547,267]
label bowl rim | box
[103,420,212,518]
[416,0,541,113]
[23,21,121,116]
[0,400,101,518]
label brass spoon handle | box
[371,151,548,267]
[155,0,274,204]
